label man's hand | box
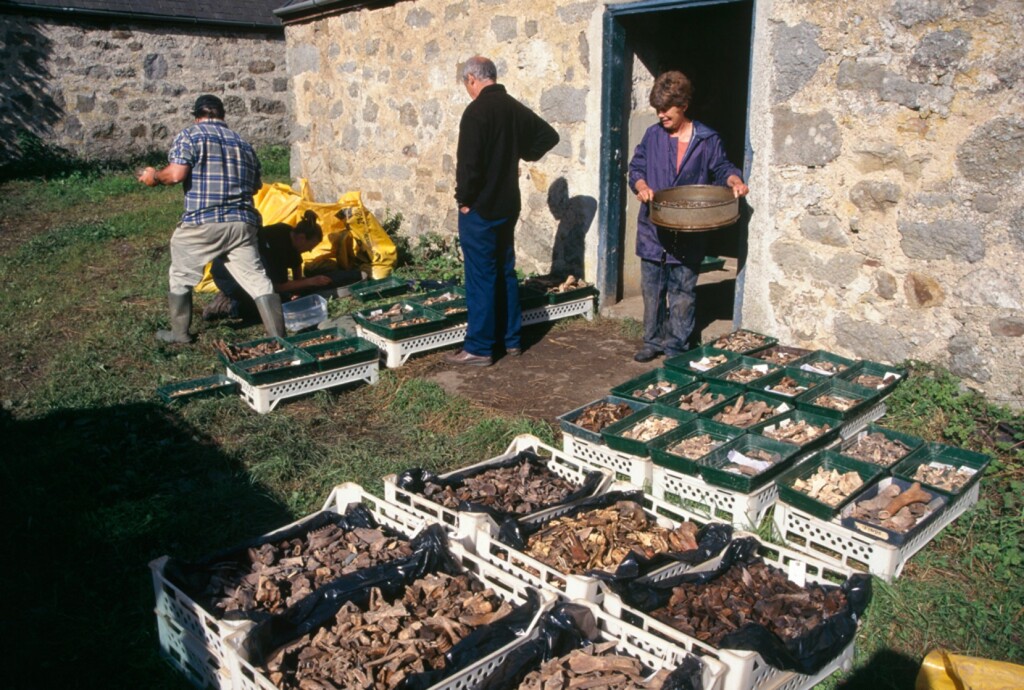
[137,167,158,187]
[459,205,471,214]
[306,275,332,288]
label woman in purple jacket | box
[628,71,749,362]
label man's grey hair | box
[462,56,497,83]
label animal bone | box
[879,482,932,519]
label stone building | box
[1,0,289,165]
[276,0,1022,407]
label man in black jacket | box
[448,56,559,367]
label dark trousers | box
[641,258,700,356]
[458,209,521,357]
[210,255,256,319]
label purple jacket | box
[628,120,742,265]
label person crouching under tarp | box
[203,211,333,323]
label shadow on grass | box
[0,403,293,689]
[836,649,921,689]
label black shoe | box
[202,293,235,322]
[633,347,661,363]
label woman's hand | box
[635,181,655,203]
[727,175,749,198]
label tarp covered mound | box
[195,179,397,292]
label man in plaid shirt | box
[138,94,283,342]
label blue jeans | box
[458,209,521,357]
[641,258,700,356]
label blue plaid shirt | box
[168,120,262,226]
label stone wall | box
[281,0,600,278]
[743,0,1023,406]
[0,14,289,164]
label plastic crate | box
[406,287,469,325]
[838,359,907,395]
[157,374,238,405]
[651,464,781,529]
[472,489,718,602]
[839,424,925,469]
[558,395,650,445]
[647,418,746,476]
[796,350,857,377]
[890,442,991,498]
[601,404,698,457]
[296,335,379,372]
[601,533,857,690]
[659,380,745,414]
[214,336,291,367]
[703,355,782,389]
[521,294,596,325]
[706,329,778,355]
[747,408,842,456]
[773,479,980,581]
[663,345,739,376]
[699,433,802,493]
[775,450,885,521]
[518,283,548,310]
[750,344,813,367]
[383,434,613,541]
[839,476,948,545]
[546,283,600,305]
[353,301,449,338]
[562,433,653,486]
[284,326,351,347]
[226,356,378,413]
[349,274,411,301]
[610,367,697,404]
[229,542,555,690]
[755,367,829,401]
[794,378,881,426]
[225,348,316,387]
[156,611,232,689]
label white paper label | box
[727,449,773,473]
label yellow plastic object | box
[916,649,1024,690]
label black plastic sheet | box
[496,489,732,581]
[163,502,413,621]
[396,449,606,523]
[615,537,872,676]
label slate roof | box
[4,0,286,30]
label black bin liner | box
[495,489,732,581]
[615,537,872,676]
[396,449,606,523]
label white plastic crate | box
[225,358,378,413]
[772,480,980,581]
[356,296,595,368]
[156,611,233,689]
[838,401,887,440]
[383,433,613,542]
[563,432,653,486]
[150,483,426,685]
[472,487,723,603]
[228,541,556,690]
[650,464,779,530]
[601,533,857,690]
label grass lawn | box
[0,159,1020,689]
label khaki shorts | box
[168,221,274,298]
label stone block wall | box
[742,0,1023,406]
[1,15,289,164]
[281,0,600,277]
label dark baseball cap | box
[192,94,224,117]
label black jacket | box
[455,84,559,220]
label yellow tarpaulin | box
[194,180,396,292]
[916,649,1024,690]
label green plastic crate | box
[839,423,925,469]
[601,403,697,457]
[285,326,351,348]
[349,275,411,302]
[750,344,813,367]
[227,348,317,386]
[215,336,292,367]
[776,449,885,521]
[557,395,650,445]
[406,287,469,325]
[705,329,778,355]
[699,434,801,493]
[794,377,881,424]
[747,408,842,455]
[648,417,745,475]
[755,366,829,400]
[609,367,697,404]
[298,335,379,372]
[546,284,599,305]
[663,345,739,377]
[703,355,782,388]
[157,374,238,404]
[353,301,448,339]
[699,255,726,273]
[796,349,857,377]
[518,284,548,310]
[839,359,908,396]
[890,442,991,498]
[701,389,794,429]
[659,380,744,414]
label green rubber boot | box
[156,291,194,344]
[254,293,285,338]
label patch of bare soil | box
[403,318,660,425]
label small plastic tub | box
[282,294,328,332]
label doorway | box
[597,0,754,332]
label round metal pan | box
[650,184,740,231]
